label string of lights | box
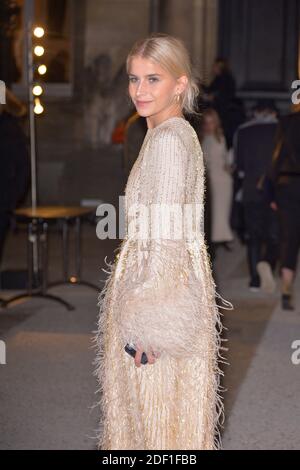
[33,25,46,115]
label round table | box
[3,206,98,311]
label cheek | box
[153,81,174,102]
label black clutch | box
[124,343,148,364]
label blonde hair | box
[126,33,200,115]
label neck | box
[146,106,184,130]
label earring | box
[175,93,180,103]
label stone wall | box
[33,0,219,205]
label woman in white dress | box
[201,108,234,245]
[93,33,233,450]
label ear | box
[176,75,188,94]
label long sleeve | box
[114,126,210,359]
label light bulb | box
[34,98,44,115]
[38,64,47,75]
[32,85,43,96]
[33,27,45,38]
[34,46,44,57]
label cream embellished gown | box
[93,116,233,450]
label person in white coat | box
[201,108,234,247]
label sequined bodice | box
[124,116,206,239]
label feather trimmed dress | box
[93,116,234,450]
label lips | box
[136,100,152,106]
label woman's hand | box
[134,343,161,368]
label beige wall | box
[160,0,219,84]
[192,0,218,84]
[84,0,218,80]
[84,0,150,74]
[160,0,194,52]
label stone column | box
[160,0,194,52]
[159,0,219,85]
[192,0,219,85]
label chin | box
[137,111,152,118]
[135,104,156,118]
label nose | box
[135,79,147,97]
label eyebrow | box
[128,73,162,77]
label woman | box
[201,108,234,247]
[93,33,233,450]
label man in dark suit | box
[267,106,300,310]
[234,100,280,292]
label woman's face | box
[203,114,217,135]
[128,55,186,119]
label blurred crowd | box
[122,58,300,311]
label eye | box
[128,76,138,83]
[149,77,159,83]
